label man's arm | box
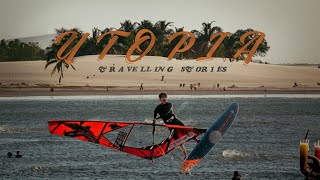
[164,102,173,115]
[154,105,159,119]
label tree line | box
[46,20,269,61]
[0,39,46,61]
[45,20,269,82]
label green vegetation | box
[0,39,46,61]
[46,20,269,60]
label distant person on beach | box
[140,83,144,90]
[15,151,22,158]
[232,171,242,180]
[153,93,199,159]
[7,152,12,158]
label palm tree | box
[192,21,222,58]
[114,20,138,55]
[45,27,83,83]
[45,58,75,83]
[79,27,102,56]
[0,39,8,61]
[135,20,156,56]
[155,21,173,35]
[227,29,270,62]
[137,20,156,32]
[237,29,269,57]
[162,26,195,59]
[97,27,115,54]
[221,34,240,62]
[161,27,184,57]
[174,27,184,33]
[119,20,138,32]
[154,20,174,55]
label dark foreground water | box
[0,95,319,180]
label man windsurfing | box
[154,93,199,159]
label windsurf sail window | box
[114,131,127,147]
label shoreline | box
[1,87,320,97]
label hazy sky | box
[0,0,319,64]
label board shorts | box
[165,118,185,126]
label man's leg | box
[172,117,200,143]
[180,145,187,160]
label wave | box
[143,118,156,123]
[222,149,299,161]
[222,149,249,159]
[0,126,6,132]
[31,165,52,173]
[0,125,46,133]
[175,101,189,113]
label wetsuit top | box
[154,102,174,122]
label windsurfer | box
[154,93,199,159]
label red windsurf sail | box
[48,120,206,160]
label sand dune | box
[0,55,319,90]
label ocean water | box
[0,95,319,180]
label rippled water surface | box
[0,95,319,179]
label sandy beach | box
[0,55,319,96]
